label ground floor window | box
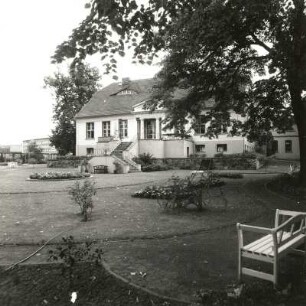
[217,144,227,153]
[285,140,292,153]
[272,140,278,153]
[195,145,206,153]
[119,120,128,138]
[86,148,94,155]
[144,119,156,139]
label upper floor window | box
[285,140,292,153]
[102,121,111,137]
[194,116,206,134]
[119,120,128,138]
[86,122,94,139]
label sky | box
[0,0,160,145]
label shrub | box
[212,152,264,170]
[28,158,38,164]
[48,236,103,289]
[47,157,89,168]
[132,153,154,166]
[132,172,225,211]
[142,164,172,172]
[69,180,97,221]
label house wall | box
[193,137,247,157]
[138,139,194,158]
[271,127,300,160]
[138,140,165,158]
[76,114,137,156]
[164,139,194,158]
[273,136,300,160]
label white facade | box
[22,138,58,154]
[76,101,254,158]
[272,127,300,160]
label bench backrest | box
[274,210,306,247]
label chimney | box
[122,77,130,86]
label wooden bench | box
[93,165,108,174]
[237,209,306,287]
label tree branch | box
[250,33,272,53]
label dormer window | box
[117,89,137,95]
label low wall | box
[154,154,263,170]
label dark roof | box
[75,78,158,118]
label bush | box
[47,156,89,168]
[28,158,38,164]
[132,153,154,166]
[48,236,103,288]
[69,180,97,221]
[142,164,172,172]
[132,172,225,211]
[212,152,264,170]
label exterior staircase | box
[111,142,141,172]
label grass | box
[267,172,306,206]
[2,166,303,304]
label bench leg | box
[273,259,278,288]
[238,250,242,282]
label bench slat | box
[242,268,274,282]
[243,234,271,250]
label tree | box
[52,1,306,184]
[45,64,101,155]
[27,142,44,163]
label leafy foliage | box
[132,153,155,166]
[132,172,224,211]
[48,236,103,289]
[69,180,97,221]
[52,0,306,183]
[27,142,44,163]
[45,64,101,155]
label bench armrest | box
[237,223,273,234]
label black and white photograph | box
[1,0,306,305]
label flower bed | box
[132,173,224,199]
[29,172,91,180]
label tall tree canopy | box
[45,64,101,155]
[52,0,306,183]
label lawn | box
[2,165,305,305]
[0,168,265,245]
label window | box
[144,119,156,139]
[86,122,94,139]
[194,116,206,134]
[272,140,278,153]
[285,140,292,153]
[119,120,128,138]
[102,121,111,137]
[86,148,94,155]
[195,145,206,153]
[217,144,227,153]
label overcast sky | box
[0,0,160,145]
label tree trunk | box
[288,0,306,185]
